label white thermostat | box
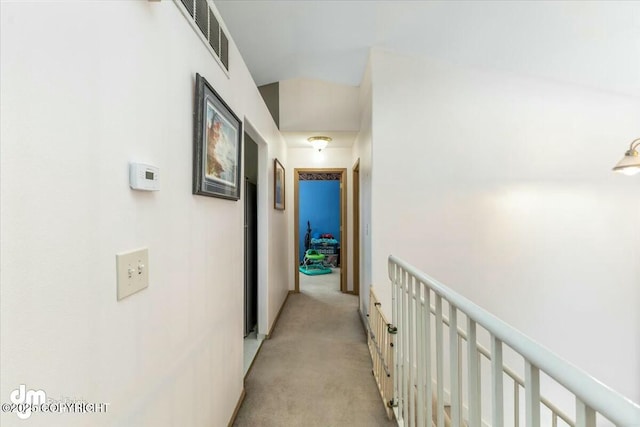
[129,163,159,191]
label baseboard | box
[266,290,294,339]
[357,307,369,336]
[227,387,245,427]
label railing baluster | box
[467,318,481,426]
[450,304,460,427]
[402,270,409,424]
[525,360,541,427]
[576,398,596,427]
[491,335,504,427]
[552,413,558,427]
[458,335,463,423]
[397,270,402,420]
[436,294,444,427]
[425,288,432,427]
[391,262,399,419]
[397,267,404,422]
[416,281,425,427]
[514,382,520,427]
[408,275,415,427]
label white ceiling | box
[216,1,640,97]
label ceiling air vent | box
[220,30,229,70]
[180,0,194,17]
[175,0,229,72]
[209,10,220,55]
[195,0,208,37]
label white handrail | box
[389,255,640,427]
[434,304,575,426]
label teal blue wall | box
[299,180,340,261]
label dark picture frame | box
[193,73,242,200]
[274,158,285,210]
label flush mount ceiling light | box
[308,136,332,152]
[612,138,640,176]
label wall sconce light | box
[612,138,640,176]
[308,136,332,152]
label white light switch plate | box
[116,248,149,300]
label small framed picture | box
[274,158,285,210]
[193,73,242,200]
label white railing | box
[389,255,640,427]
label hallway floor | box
[233,269,396,426]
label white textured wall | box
[354,60,374,315]
[286,147,356,292]
[369,49,640,405]
[266,140,290,332]
[0,1,288,426]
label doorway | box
[294,168,347,293]
[352,159,360,296]
[243,132,262,374]
[244,133,259,337]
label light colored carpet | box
[233,270,396,427]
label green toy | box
[299,249,332,276]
